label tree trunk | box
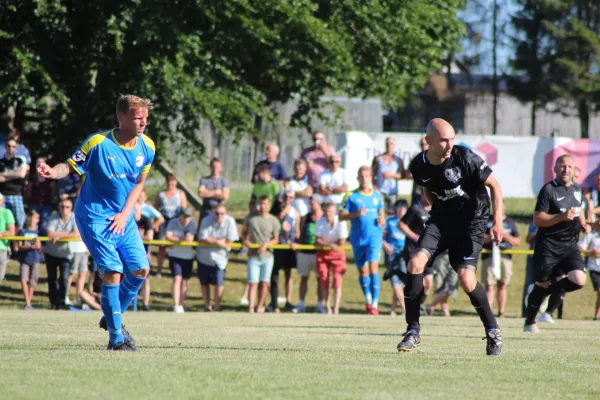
[579,99,589,139]
[530,100,536,136]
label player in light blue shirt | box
[340,165,385,315]
[37,95,155,351]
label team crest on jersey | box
[73,150,86,165]
[135,154,144,167]
[574,191,582,203]
[444,167,462,183]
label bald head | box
[426,118,455,138]
[425,118,455,161]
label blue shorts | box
[198,261,226,286]
[76,216,149,276]
[352,242,382,268]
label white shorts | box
[296,253,316,277]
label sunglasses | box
[60,206,71,209]
[215,212,225,216]
[5,145,16,149]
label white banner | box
[335,132,588,199]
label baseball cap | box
[180,207,194,217]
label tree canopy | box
[0,0,465,160]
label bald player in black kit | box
[397,118,505,356]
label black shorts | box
[533,248,585,283]
[590,271,600,291]
[417,216,487,271]
[169,257,194,280]
[273,249,297,269]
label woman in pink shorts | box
[315,202,348,314]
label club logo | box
[444,167,462,183]
[72,150,86,165]
[136,155,144,167]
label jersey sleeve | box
[140,135,155,174]
[461,147,492,183]
[535,184,553,213]
[67,134,103,175]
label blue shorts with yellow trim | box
[75,215,149,275]
[351,241,382,268]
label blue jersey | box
[341,188,383,246]
[67,129,155,222]
[384,216,405,254]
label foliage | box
[0,0,465,160]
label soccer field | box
[1,311,598,400]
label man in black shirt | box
[0,138,27,229]
[397,118,504,356]
[399,193,434,307]
[524,154,590,332]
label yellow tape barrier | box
[2,236,534,255]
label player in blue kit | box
[37,95,155,351]
[340,166,385,315]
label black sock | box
[548,278,584,294]
[525,284,549,325]
[545,291,565,314]
[466,282,498,330]
[404,273,424,333]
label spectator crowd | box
[2,128,600,321]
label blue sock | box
[358,275,372,304]
[101,284,124,344]
[119,274,146,313]
[370,273,381,308]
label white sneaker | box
[292,304,306,313]
[64,297,73,306]
[390,311,397,317]
[523,323,539,333]
[316,302,328,314]
[174,305,185,313]
[240,298,249,306]
[538,312,555,324]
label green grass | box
[0,311,599,399]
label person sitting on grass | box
[17,209,42,310]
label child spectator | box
[315,202,349,314]
[17,210,42,310]
[251,164,280,203]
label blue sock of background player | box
[370,273,381,309]
[358,274,372,305]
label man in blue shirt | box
[37,95,155,351]
[383,199,408,316]
[340,165,385,315]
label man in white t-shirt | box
[197,204,239,311]
[318,155,349,205]
[288,159,312,217]
[165,207,196,313]
[578,229,600,320]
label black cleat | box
[99,316,136,347]
[397,330,421,352]
[484,327,502,356]
[106,337,137,351]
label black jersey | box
[401,204,430,260]
[408,145,493,219]
[534,180,583,252]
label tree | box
[510,0,600,138]
[508,0,560,136]
[0,0,465,161]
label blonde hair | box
[116,94,153,117]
